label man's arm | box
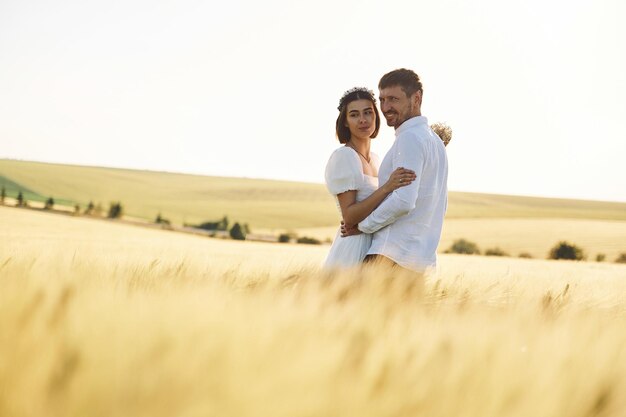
[358,134,425,234]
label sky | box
[1,0,625,202]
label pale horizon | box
[2,0,625,203]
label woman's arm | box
[337,167,416,227]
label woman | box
[324,87,416,268]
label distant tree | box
[155,213,171,225]
[94,203,103,217]
[278,231,298,243]
[596,253,606,262]
[229,222,246,240]
[485,247,508,257]
[16,191,24,207]
[218,216,229,231]
[297,236,321,245]
[44,197,55,210]
[615,253,626,264]
[446,239,480,255]
[85,201,95,215]
[196,215,230,231]
[548,241,585,261]
[518,252,533,259]
[243,223,251,234]
[108,202,124,219]
[0,185,5,204]
[197,221,216,230]
[74,204,81,215]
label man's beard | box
[384,112,397,127]
[386,101,414,128]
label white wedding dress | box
[324,146,380,268]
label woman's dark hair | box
[335,88,381,144]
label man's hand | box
[340,220,362,237]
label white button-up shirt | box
[358,116,448,273]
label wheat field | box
[293,218,626,261]
[1,206,626,417]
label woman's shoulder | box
[329,145,355,157]
[327,146,359,165]
[325,146,363,194]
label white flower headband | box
[337,87,376,111]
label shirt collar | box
[395,116,428,136]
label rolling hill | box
[1,159,625,230]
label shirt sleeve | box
[324,147,362,195]
[358,134,426,233]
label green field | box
[1,159,626,230]
[0,174,74,207]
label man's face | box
[379,85,420,128]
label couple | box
[324,68,449,282]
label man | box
[343,68,448,282]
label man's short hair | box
[378,68,423,98]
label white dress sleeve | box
[324,147,363,195]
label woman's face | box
[345,99,376,141]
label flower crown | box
[337,87,376,111]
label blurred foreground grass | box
[1,206,626,417]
